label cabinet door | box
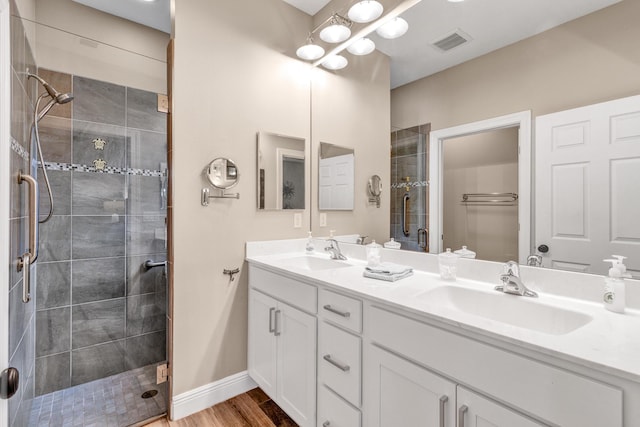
[277,302,317,427]
[365,345,456,427]
[457,387,546,427]
[248,290,277,398]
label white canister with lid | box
[366,240,382,266]
[454,246,476,259]
[438,248,459,280]
[384,238,401,249]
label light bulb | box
[322,55,348,70]
[347,38,376,56]
[348,1,383,23]
[296,43,325,61]
[320,24,351,43]
[376,17,409,39]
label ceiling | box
[74,0,623,88]
[72,0,171,34]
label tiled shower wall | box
[34,69,168,395]
[390,124,430,252]
[8,2,38,425]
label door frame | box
[276,148,305,209]
[428,111,532,264]
[1,0,12,425]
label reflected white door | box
[535,95,640,277]
[319,154,354,210]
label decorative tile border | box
[42,162,166,177]
[10,137,30,161]
[391,180,428,189]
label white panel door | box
[457,387,545,427]
[277,302,316,427]
[364,345,456,427]
[247,290,277,398]
[318,154,354,210]
[535,95,640,277]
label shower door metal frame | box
[0,0,12,425]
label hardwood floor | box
[144,388,298,427]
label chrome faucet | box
[495,261,538,297]
[527,254,543,267]
[356,235,369,245]
[325,239,347,260]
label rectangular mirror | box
[257,132,306,210]
[318,142,355,210]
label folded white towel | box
[365,262,413,275]
[363,269,414,282]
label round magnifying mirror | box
[205,158,239,189]
[368,174,382,197]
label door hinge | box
[156,363,168,384]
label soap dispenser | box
[603,256,631,313]
[305,231,314,254]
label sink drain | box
[141,390,159,399]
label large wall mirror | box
[309,0,640,277]
[257,132,307,210]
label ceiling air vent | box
[432,29,471,52]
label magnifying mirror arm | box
[201,187,240,206]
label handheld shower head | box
[28,72,74,106]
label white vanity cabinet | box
[366,305,623,427]
[248,266,317,427]
[366,345,457,427]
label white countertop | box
[246,239,640,383]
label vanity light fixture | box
[348,1,384,23]
[296,36,325,60]
[376,17,409,39]
[322,55,348,70]
[347,37,376,56]
[319,14,353,43]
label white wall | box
[172,0,312,396]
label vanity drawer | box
[318,321,361,407]
[319,289,362,333]
[249,265,317,314]
[317,385,361,427]
[368,305,623,427]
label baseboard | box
[170,370,258,420]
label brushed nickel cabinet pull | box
[323,304,350,318]
[322,422,330,427]
[439,395,448,427]
[323,354,350,372]
[274,310,281,336]
[458,405,468,427]
[269,307,276,333]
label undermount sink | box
[280,255,352,271]
[417,285,593,335]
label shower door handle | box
[402,193,410,237]
[418,228,428,251]
[17,171,39,303]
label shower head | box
[28,73,74,105]
[28,73,74,121]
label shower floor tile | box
[28,364,166,427]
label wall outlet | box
[157,94,169,113]
[294,213,302,228]
[156,364,168,384]
[319,213,327,227]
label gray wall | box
[34,69,168,395]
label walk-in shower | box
[390,124,430,252]
[7,6,169,426]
